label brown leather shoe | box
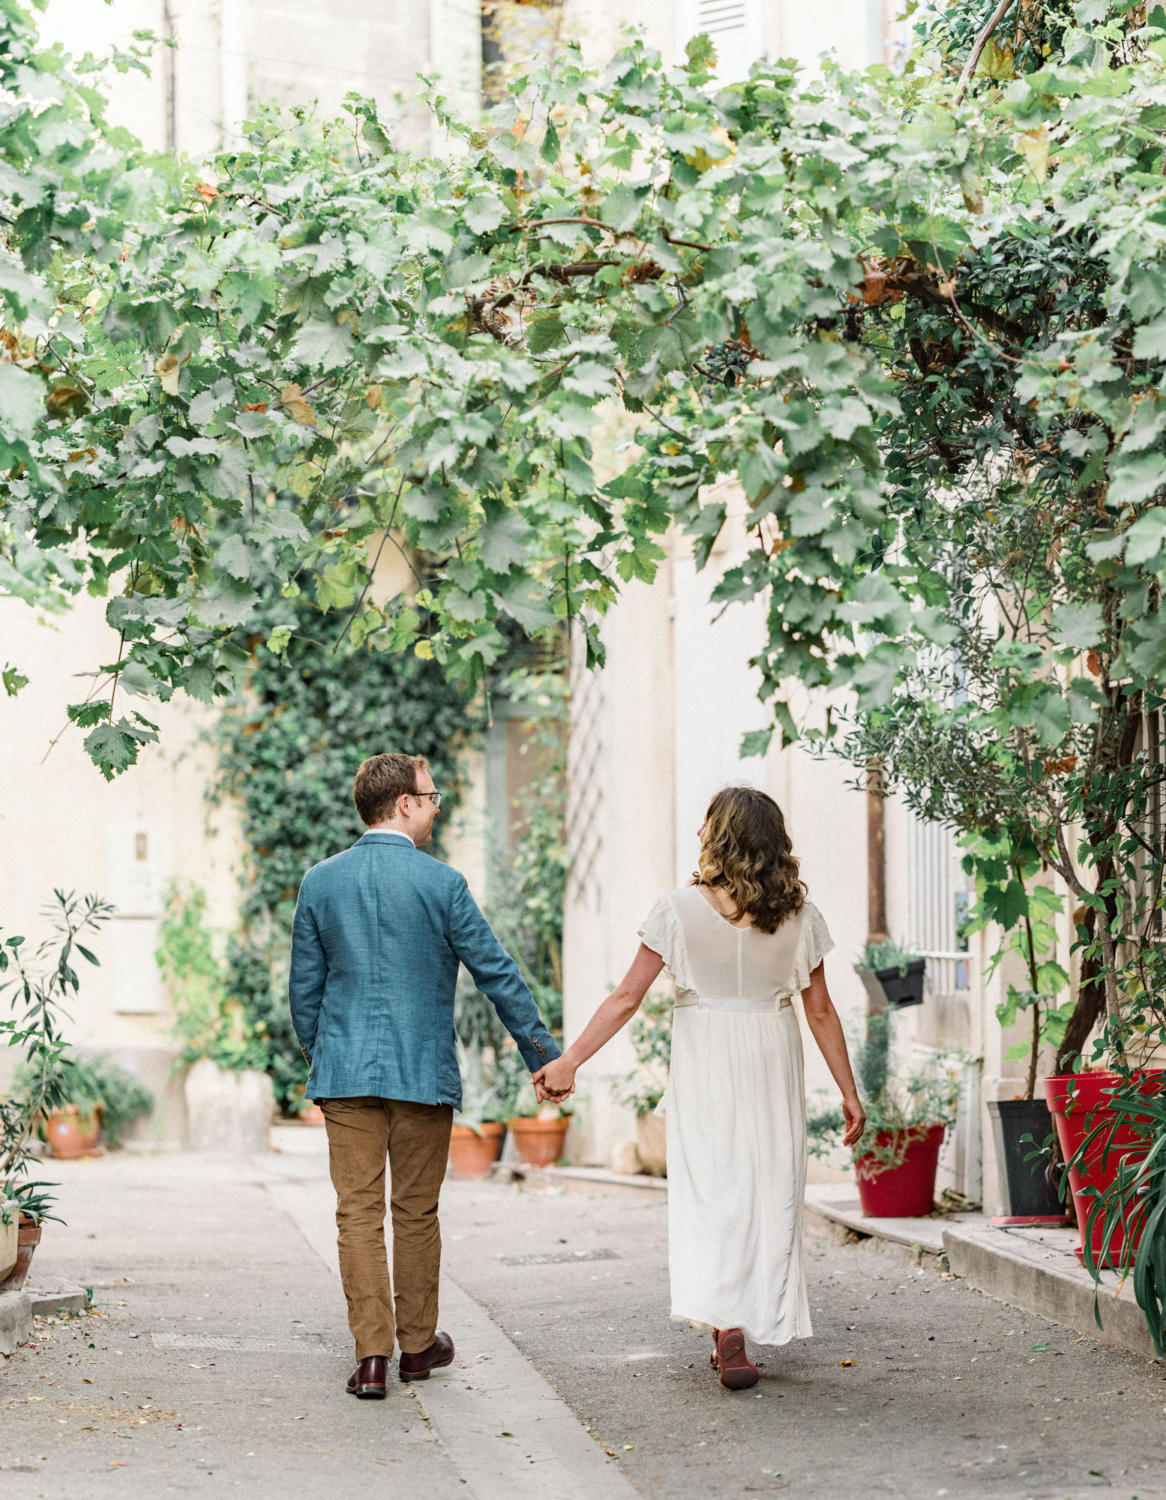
[398,1331,455,1381]
[346,1355,388,1398]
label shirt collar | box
[363,828,415,847]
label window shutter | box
[679,0,764,83]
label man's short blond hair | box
[352,753,430,827]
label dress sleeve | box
[637,894,697,997]
[792,901,835,993]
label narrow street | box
[3,1131,1166,1500]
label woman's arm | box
[532,944,665,1100]
[801,960,866,1147]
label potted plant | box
[0,1183,61,1291]
[507,1042,573,1169]
[22,1052,155,1159]
[1045,1068,1162,1267]
[43,1101,101,1160]
[854,938,926,1010]
[986,882,1072,1217]
[508,1099,573,1168]
[158,885,275,1151]
[1065,1076,1166,1351]
[450,1112,507,1179]
[0,1198,17,1286]
[1,893,111,1288]
[814,1010,960,1217]
[615,993,671,1176]
[449,1040,512,1181]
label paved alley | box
[3,1130,1166,1500]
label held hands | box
[532,1056,577,1104]
[841,1093,867,1150]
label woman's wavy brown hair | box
[693,785,806,934]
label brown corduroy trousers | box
[321,1096,453,1360]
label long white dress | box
[638,886,834,1346]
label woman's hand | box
[533,1056,577,1102]
[841,1093,866,1149]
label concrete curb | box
[28,1279,88,1316]
[804,1186,1161,1361]
[0,1288,32,1356]
[804,1185,952,1257]
[943,1222,1159,1360]
[498,1164,668,1193]
[265,1174,640,1500]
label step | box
[943,1220,1159,1361]
[803,1183,983,1257]
[26,1276,89,1316]
[493,1163,668,1192]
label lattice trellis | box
[566,628,604,916]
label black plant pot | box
[987,1098,1062,1216]
[874,958,926,1007]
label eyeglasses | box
[414,790,442,809]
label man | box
[289,751,561,1399]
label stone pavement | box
[805,1184,1161,1360]
[4,1128,1166,1499]
[441,1176,1166,1500]
[0,1127,632,1500]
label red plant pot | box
[1043,1071,1162,1267]
[855,1125,946,1218]
[448,1122,506,1180]
[0,1215,42,1291]
[508,1115,571,1169]
[45,1105,101,1160]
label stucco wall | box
[0,593,244,1143]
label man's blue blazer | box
[288,831,560,1107]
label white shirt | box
[367,828,415,846]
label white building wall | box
[563,561,676,1165]
[40,0,478,156]
[565,490,906,1173]
[0,593,244,1144]
[562,0,897,76]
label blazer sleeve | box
[447,876,561,1072]
[288,878,327,1060]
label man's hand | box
[532,1056,577,1103]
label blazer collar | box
[356,830,416,849]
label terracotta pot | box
[1044,1071,1162,1267]
[0,1214,42,1291]
[508,1114,571,1169]
[855,1125,946,1217]
[45,1104,101,1160]
[300,1105,325,1126]
[448,1122,506,1180]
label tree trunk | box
[867,762,887,944]
[1053,899,1107,1076]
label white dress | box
[638,886,834,1346]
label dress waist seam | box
[674,996,793,1013]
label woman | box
[533,785,866,1390]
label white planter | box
[0,1201,18,1284]
[636,1112,667,1176]
[184,1059,274,1153]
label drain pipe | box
[219,0,246,149]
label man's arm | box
[288,884,327,1063]
[448,878,560,1071]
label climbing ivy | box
[212,578,483,1110]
